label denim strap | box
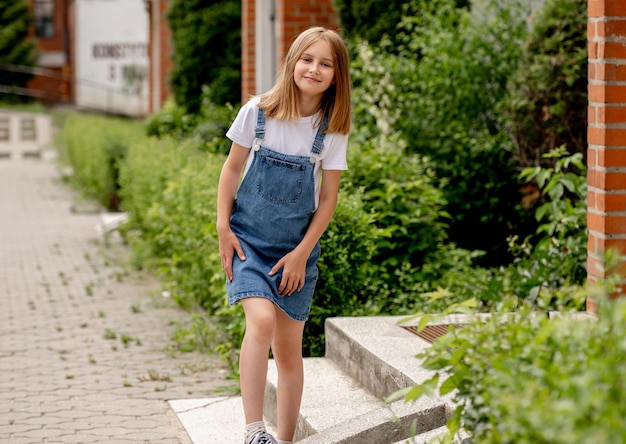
[311,116,329,155]
[255,107,266,140]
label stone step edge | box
[324,316,441,400]
[295,399,449,444]
[264,357,450,443]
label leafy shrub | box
[505,0,588,168]
[350,0,538,265]
[118,136,225,310]
[396,149,594,442]
[144,97,198,139]
[119,134,246,372]
[167,0,241,113]
[343,132,449,269]
[333,0,414,47]
[61,113,145,210]
[145,89,238,155]
[420,149,588,312]
[333,0,469,47]
[512,148,588,293]
[337,122,461,319]
[405,295,626,444]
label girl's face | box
[293,40,335,101]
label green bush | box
[333,0,469,47]
[118,136,225,310]
[350,0,537,265]
[167,0,241,113]
[405,295,626,443]
[343,132,449,269]
[505,0,588,168]
[144,97,198,140]
[61,113,145,210]
[512,149,588,294]
[145,90,238,155]
[337,119,461,317]
[419,149,588,312]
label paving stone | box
[0,148,234,442]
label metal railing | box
[0,63,148,117]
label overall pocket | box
[255,153,306,204]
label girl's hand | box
[269,249,307,296]
[218,228,245,282]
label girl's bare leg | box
[240,298,277,424]
[271,308,305,442]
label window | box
[0,117,9,142]
[20,118,37,142]
[34,0,55,38]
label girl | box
[216,27,352,444]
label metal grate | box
[403,324,464,344]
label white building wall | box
[75,0,149,117]
[255,0,277,95]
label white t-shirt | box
[226,97,348,207]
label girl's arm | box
[269,169,342,295]
[216,142,250,282]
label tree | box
[168,0,241,113]
[333,0,469,46]
[0,0,39,102]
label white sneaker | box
[248,431,278,444]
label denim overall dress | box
[227,107,328,322]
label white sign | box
[75,0,149,117]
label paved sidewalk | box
[0,152,234,443]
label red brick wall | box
[276,0,339,60]
[25,68,68,103]
[158,0,174,111]
[587,0,626,310]
[242,0,256,102]
[241,0,339,101]
[146,0,174,113]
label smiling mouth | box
[303,76,320,82]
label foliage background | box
[167,0,241,113]
[57,0,590,356]
[54,0,603,436]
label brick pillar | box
[241,0,255,101]
[147,0,174,113]
[587,0,626,311]
[157,0,173,109]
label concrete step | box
[265,357,384,440]
[325,316,442,398]
[392,426,449,443]
[262,316,453,443]
[171,316,457,443]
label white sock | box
[277,440,292,444]
[244,421,266,443]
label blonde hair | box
[259,27,352,135]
